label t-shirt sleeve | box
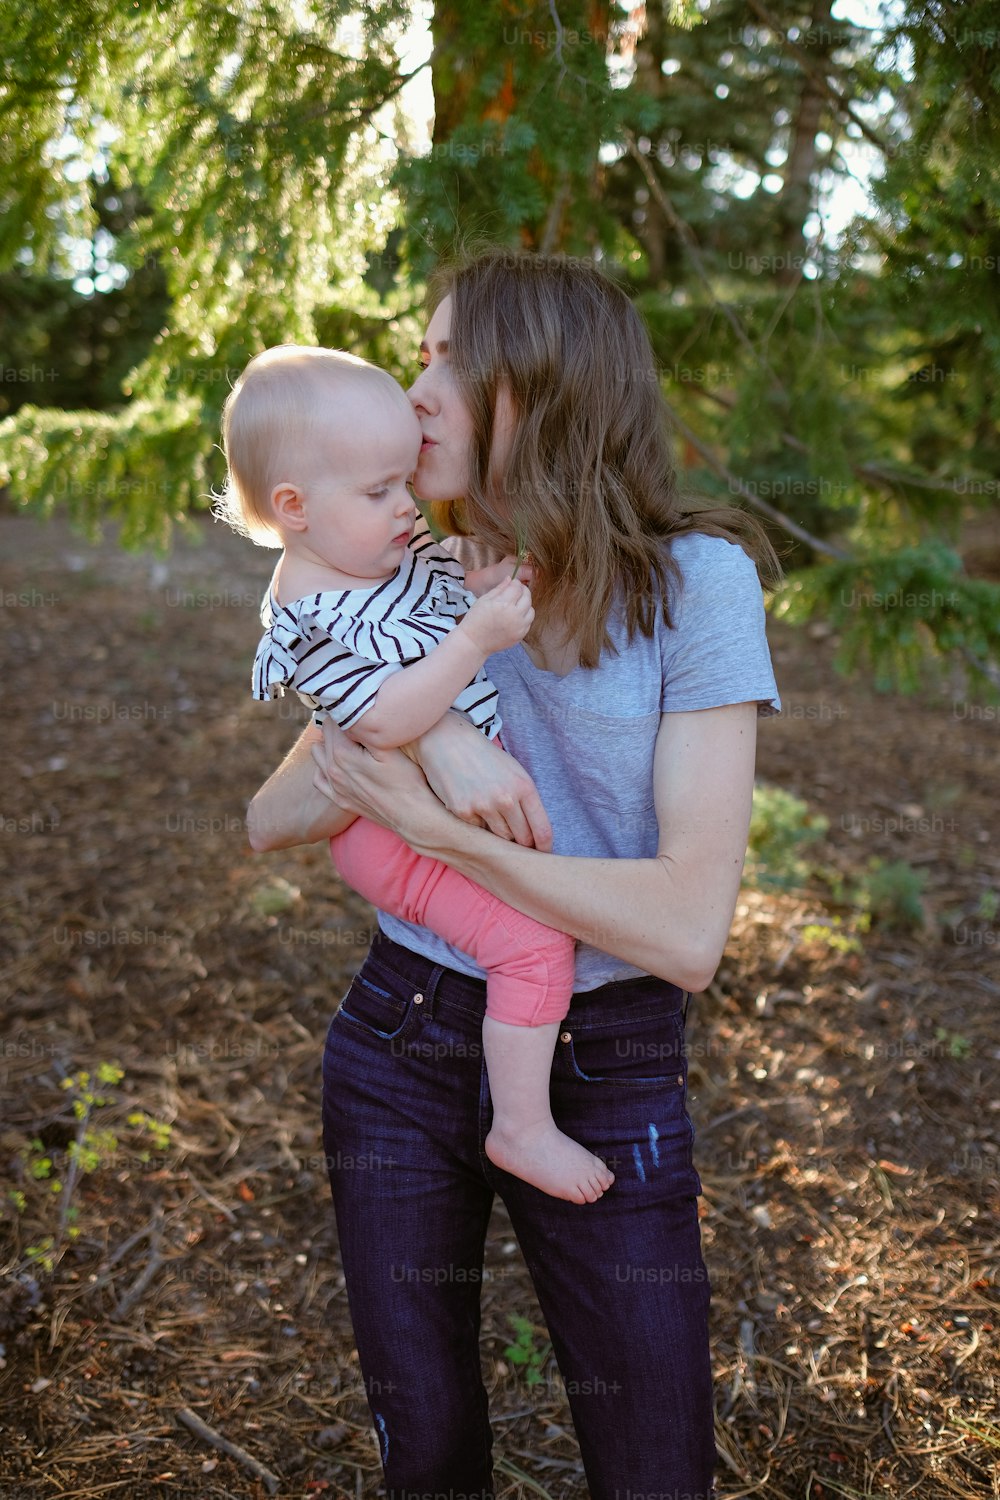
[253,612,403,729]
[409,513,471,582]
[660,537,781,715]
[298,650,403,730]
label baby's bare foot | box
[485,1121,615,1203]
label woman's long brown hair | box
[428,249,782,670]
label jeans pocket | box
[559,1005,689,1087]
[335,970,417,1042]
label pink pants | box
[329,819,575,1026]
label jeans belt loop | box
[419,962,446,1019]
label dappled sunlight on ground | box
[1,511,997,1498]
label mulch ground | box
[1,508,997,1500]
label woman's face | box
[408,296,475,503]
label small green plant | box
[510,516,531,579]
[6,1063,172,1274]
[853,858,927,930]
[935,1027,972,1060]
[799,916,867,955]
[746,784,829,892]
[503,1314,551,1388]
[976,889,999,922]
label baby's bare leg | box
[483,1017,615,1204]
[331,819,610,1201]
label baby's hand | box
[461,577,534,653]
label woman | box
[248,250,781,1499]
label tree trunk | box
[777,0,832,282]
[429,0,611,251]
[631,2,668,284]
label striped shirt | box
[252,522,502,738]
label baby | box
[218,345,614,1204]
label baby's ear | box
[270,481,308,531]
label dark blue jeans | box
[321,931,715,1500]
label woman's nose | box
[408,368,436,414]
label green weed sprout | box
[6,1063,172,1274]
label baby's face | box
[295,385,422,581]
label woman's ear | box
[270,481,308,532]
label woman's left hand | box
[312,719,444,845]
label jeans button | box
[413,992,424,1005]
[560,1031,572,1043]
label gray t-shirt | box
[378,531,781,991]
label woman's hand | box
[312,720,452,845]
[409,712,552,849]
[313,712,552,851]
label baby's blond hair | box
[216,345,409,546]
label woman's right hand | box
[413,712,552,849]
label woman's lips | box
[420,437,437,452]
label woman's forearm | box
[247,726,355,851]
[405,812,733,992]
[400,704,758,991]
[307,703,756,980]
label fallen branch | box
[176,1406,281,1495]
[109,1236,168,1322]
[104,1207,165,1272]
[186,1172,238,1223]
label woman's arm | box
[312,703,759,993]
[247,712,554,853]
[409,711,552,848]
[246,725,356,851]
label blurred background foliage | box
[0,0,997,689]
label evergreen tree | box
[1,0,416,542]
[0,0,996,688]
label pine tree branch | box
[628,136,979,515]
[959,646,1000,692]
[743,0,890,153]
[851,465,975,496]
[670,395,999,689]
[687,381,980,497]
[245,59,429,133]
[624,134,778,380]
[547,0,597,90]
[663,395,851,559]
[354,59,430,127]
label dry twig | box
[176,1405,282,1495]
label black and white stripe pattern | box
[252,523,501,738]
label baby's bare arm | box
[348,578,533,751]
